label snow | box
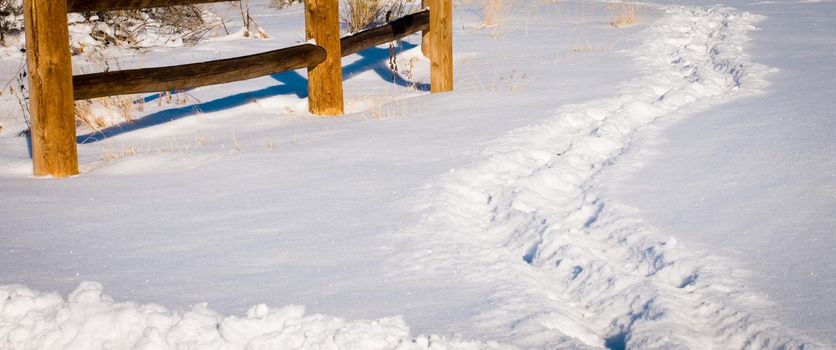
[1,0,835,349]
[0,282,505,349]
[605,0,836,345]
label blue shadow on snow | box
[77,41,426,144]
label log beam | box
[67,0,231,13]
[340,9,429,57]
[73,44,326,100]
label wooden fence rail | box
[74,9,431,101]
[24,0,453,177]
[67,0,230,13]
[341,9,429,56]
[74,44,327,100]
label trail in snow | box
[0,3,822,350]
[391,5,818,349]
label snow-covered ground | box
[605,0,836,345]
[1,0,834,349]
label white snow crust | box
[388,5,815,349]
[0,282,505,349]
[1,1,832,349]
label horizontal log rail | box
[73,9,430,100]
[73,44,326,100]
[341,9,429,56]
[67,0,232,13]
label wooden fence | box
[24,0,452,178]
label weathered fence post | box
[429,0,452,93]
[305,0,344,116]
[421,0,430,57]
[304,2,313,41]
[24,0,78,177]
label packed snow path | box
[0,2,826,349]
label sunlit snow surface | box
[1,0,833,349]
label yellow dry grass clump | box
[342,0,405,33]
[608,1,637,27]
[75,89,198,133]
[101,145,138,162]
[481,0,508,27]
[75,95,136,131]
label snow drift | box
[0,282,506,349]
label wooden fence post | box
[305,0,344,116]
[421,0,430,57]
[24,0,78,177]
[429,0,452,93]
[304,1,313,41]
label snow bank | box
[0,283,508,350]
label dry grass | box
[467,66,533,93]
[238,1,271,39]
[367,96,406,120]
[481,0,510,28]
[349,88,408,120]
[608,1,637,28]
[401,56,420,87]
[264,139,279,151]
[77,91,199,132]
[74,84,200,134]
[232,132,243,152]
[73,52,201,133]
[341,0,405,33]
[268,0,303,8]
[101,145,138,162]
[75,95,137,132]
[86,5,214,46]
[10,2,222,50]
[0,0,23,46]
[571,37,608,54]
[73,54,140,132]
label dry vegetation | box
[341,0,406,33]
[571,36,609,54]
[608,1,637,27]
[1,1,215,50]
[268,0,304,8]
[76,5,216,49]
[100,144,138,161]
[480,0,511,28]
[76,90,201,133]
[0,0,23,46]
[75,96,137,131]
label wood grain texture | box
[25,0,79,177]
[429,0,452,93]
[304,2,313,41]
[421,0,430,57]
[340,9,428,57]
[73,44,326,100]
[67,0,230,12]
[305,0,343,116]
